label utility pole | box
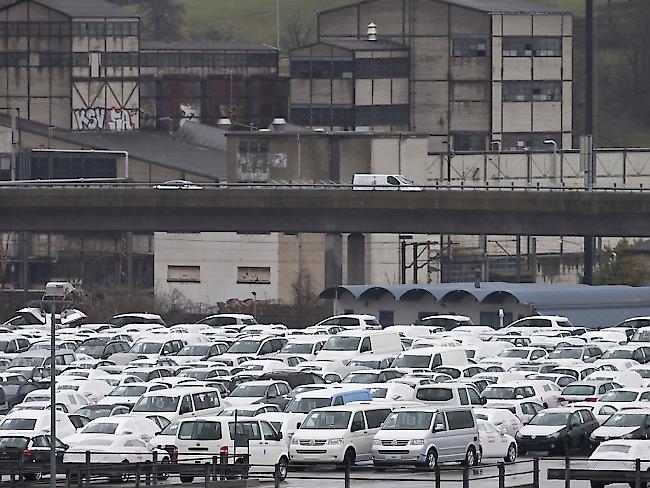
[583,0,596,284]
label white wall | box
[153,232,279,306]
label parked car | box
[476,420,518,463]
[590,408,650,446]
[0,434,67,481]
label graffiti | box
[73,107,135,131]
[180,104,200,126]
[236,153,288,182]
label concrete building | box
[290,0,573,151]
[320,283,650,328]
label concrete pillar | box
[347,233,366,285]
[325,233,342,288]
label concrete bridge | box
[2,185,650,236]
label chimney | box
[367,22,377,41]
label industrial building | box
[289,0,573,151]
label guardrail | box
[0,451,541,488]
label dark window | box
[351,412,365,432]
[365,409,391,429]
[459,388,469,405]
[355,104,409,127]
[452,133,487,151]
[355,57,409,78]
[290,105,353,128]
[290,59,353,79]
[452,37,488,57]
[503,81,562,102]
[446,410,475,430]
[503,37,562,57]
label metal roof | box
[141,41,277,52]
[19,0,137,18]
[325,40,409,51]
[438,0,565,14]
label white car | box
[57,378,114,403]
[0,410,77,438]
[480,348,548,371]
[97,382,169,406]
[23,389,90,413]
[477,420,518,463]
[64,415,161,446]
[587,440,650,487]
[473,408,523,437]
[368,382,415,402]
[482,380,560,408]
[63,434,167,469]
[488,401,545,425]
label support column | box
[347,233,365,285]
[324,233,342,288]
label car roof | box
[140,386,218,396]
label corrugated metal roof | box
[27,0,136,18]
[141,41,277,52]
[440,0,564,14]
[325,40,408,51]
[534,305,650,328]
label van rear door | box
[176,420,225,463]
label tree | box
[281,12,315,52]
[593,238,650,286]
[136,0,185,41]
[188,25,239,43]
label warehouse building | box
[290,0,573,151]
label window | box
[179,421,222,441]
[459,389,469,405]
[290,105,354,128]
[416,387,452,402]
[260,421,279,440]
[433,412,447,430]
[452,133,487,151]
[503,81,562,102]
[365,409,391,429]
[166,265,200,283]
[360,337,371,353]
[179,396,193,415]
[452,37,487,57]
[236,266,270,284]
[355,104,410,127]
[501,133,563,151]
[467,388,482,405]
[351,412,365,432]
[355,57,409,79]
[446,410,475,430]
[503,37,562,57]
[290,59,353,79]
[193,391,220,411]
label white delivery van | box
[352,174,421,191]
[391,346,469,373]
[317,330,403,361]
[174,416,288,482]
[289,402,393,465]
[130,386,223,422]
[414,383,486,408]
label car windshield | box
[604,413,647,427]
[302,411,351,429]
[177,346,210,356]
[416,388,452,402]
[382,411,433,430]
[632,331,650,342]
[227,341,261,354]
[284,397,331,413]
[601,391,639,402]
[0,419,37,430]
[82,423,118,434]
[8,356,43,367]
[414,317,464,329]
[322,337,361,352]
[0,437,29,449]
[392,355,430,368]
[601,350,634,360]
[528,412,569,426]
[498,350,529,358]
[76,407,113,420]
[229,385,267,398]
[562,385,596,395]
[632,369,650,379]
[130,343,162,354]
[109,386,146,397]
[133,396,179,412]
[281,343,313,354]
[596,444,632,454]
[342,373,378,384]
[548,349,583,359]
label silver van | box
[372,406,480,469]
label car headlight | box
[622,432,638,439]
[372,439,382,446]
[291,438,300,445]
[515,432,522,439]
[548,432,561,439]
[410,439,426,445]
[327,438,344,445]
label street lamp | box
[45,281,74,488]
[275,0,280,52]
[544,139,558,183]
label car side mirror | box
[481,397,487,405]
[433,423,445,432]
[515,395,524,400]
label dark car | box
[516,407,599,455]
[76,404,131,421]
[257,370,327,409]
[590,409,650,447]
[75,339,130,360]
[0,435,67,480]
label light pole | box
[544,139,558,183]
[251,291,257,317]
[490,140,501,181]
[275,0,280,52]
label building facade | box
[290,0,572,152]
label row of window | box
[0,21,137,37]
[502,81,562,102]
[503,37,562,57]
[290,104,409,128]
[140,52,276,69]
[29,156,117,180]
[290,57,409,79]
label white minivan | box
[174,416,288,482]
[392,347,468,373]
[289,403,392,465]
[130,386,223,422]
[317,330,403,361]
[352,174,421,191]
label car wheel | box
[590,482,605,488]
[180,475,195,483]
[505,443,517,463]
[157,456,170,480]
[276,456,288,482]
[342,448,356,468]
[423,448,438,472]
[24,472,42,482]
[463,447,477,467]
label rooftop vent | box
[368,22,377,41]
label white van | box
[352,174,421,191]
[317,330,403,361]
[130,386,223,422]
[289,402,393,465]
[414,383,485,408]
[174,416,288,482]
[392,346,468,373]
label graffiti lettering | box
[73,107,135,131]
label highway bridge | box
[1,184,649,236]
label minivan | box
[414,384,485,407]
[130,387,223,422]
[372,406,481,469]
[283,387,373,419]
[289,403,392,465]
[317,330,402,361]
[173,416,288,482]
[392,347,468,372]
[352,174,421,191]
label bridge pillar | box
[325,233,343,288]
[347,233,366,284]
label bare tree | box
[281,12,316,52]
[189,25,240,43]
[136,0,185,41]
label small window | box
[237,266,271,284]
[351,412,365,432]
[179,395,193,414]
[360,337,371,353]
[260,421,279,441]
[365,409,391,429]
[333,396,344,406]
[446,411,474,430]
[458,388,469,405]
[433,412,447,431]
[167,265,200,283]
[467,388,482,405]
